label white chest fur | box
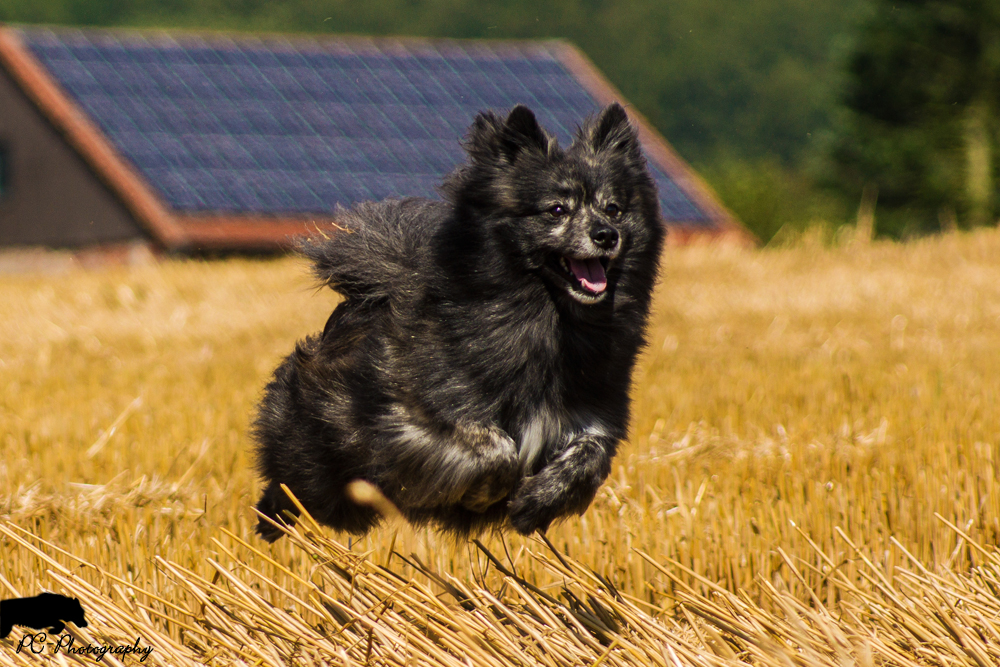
[517,406,615,473]
[517,408,564,473]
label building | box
[0,25,749,252]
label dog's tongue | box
[568,257,607,294]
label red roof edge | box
[550,41,756,247]
[0,26,191,251]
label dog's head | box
[443,103,662,306]
[67,597,88,628]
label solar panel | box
[20,28,709,224]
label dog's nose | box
[590,225,619,250]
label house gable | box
[0,59,144,247]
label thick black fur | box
[253,103,664,541]
[0,593,88,638]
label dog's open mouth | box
[553,255,610,302]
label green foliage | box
[824,0,1000,236]
[699,156,846,244]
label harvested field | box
[2,229,1000,665]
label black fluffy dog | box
[0,593,88,638]
[254,103,664,541]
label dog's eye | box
[548,204,568,218]
[604,203,621,218]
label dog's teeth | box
[560,257,569,272]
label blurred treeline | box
[1,0,996,241]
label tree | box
[826,0,1000,236]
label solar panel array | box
[20,27,709,224]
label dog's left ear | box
[584,103,641,158]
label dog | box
[0,593,88,638]
[253,103,664,541]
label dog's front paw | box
[461,468,516,513]
[508,436,614,534]
[459,424,519,512]
[508,473,563,534]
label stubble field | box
[2,229,1000,666]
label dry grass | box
[2,229,1000,665]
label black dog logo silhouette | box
[0,592,88,638]
[2,592,155,661]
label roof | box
[0,25,748,251]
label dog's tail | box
[300,198,443,302]
[346,480,403,523]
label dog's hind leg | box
[507,432,617,534]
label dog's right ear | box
[466,105,551,164]
[501,105,550,159]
